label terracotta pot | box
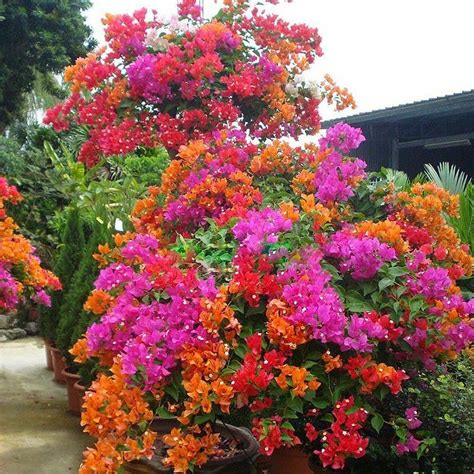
[270,447,312,474]
[61,367,82,415]
[44,339,54,371]
[308,456,349,474]
[73,381,87,412]
[123,419,259,474]
[50,346,66,384]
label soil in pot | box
[61,367,82,415]
[269,447,313,474]
[44,339,53,371]
[50,346,66,384]
[123,418,259,474]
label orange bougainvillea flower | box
[70,337,89,364]
[79,358,157,471]
[356,220,408,254]
[392,182,473,275]
[279,201,300,223]
[163,425,222,474]
[322,350,343,373]
[84,289,114,315]
[266,299,310,351]
[276,365,319,397]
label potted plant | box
[46,1,473,472]
[39,207,85,379]
[69,126,473,473]
[0,177,60,341]
[55,220,110,412]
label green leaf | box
[320,413,334,423]
[387,266,409,277]
[345,291,374,313]
[424,162,471,195]
[287,396,304,413]
[306,351,323,361]
[246,304,266,317]
[311,399,330,409]
[156,407,175,420]
[371,413,384,433]
[282,408,299,419]
[409,296,426,316]
[164,383,179,402]
[194,413,215,425]
[395,427,407,441]
[234,344,247,359]
[378,277,394,291]
[375,384,390,401]
[394,285,407,298]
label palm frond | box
[424,162,471,195]
[379,168,411,191]
[63,125,90,158]
[450,183,474,251]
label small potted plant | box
[39,208,85,380]
[0,177,60,341]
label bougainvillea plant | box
[49,1,473,473]
[0,177,60,312]
[70,124,473,472]
[43,0,355,167]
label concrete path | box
[0,337,90,474]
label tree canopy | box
[0,0,95,132]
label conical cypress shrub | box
[39,208,85,342]
[56,222,110,360]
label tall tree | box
[0,0,95,132]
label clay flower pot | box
[73,381,87,413]
[308,456,350,474]
[123,419,259,474]
[50,346,66,384]
[269,447,313,474]
[44,339,54,371]
[61,367,82,415]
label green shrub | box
[56,221,111,361]
[0,129,66,262]
[120,147,170,186]
[352,355,474,473]
[39,208,85,342]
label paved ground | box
[0,337,90,474]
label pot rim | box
[73,380,87,392]
[61,367,81,380]
[135,418,260,471]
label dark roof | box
[322,90,474,128]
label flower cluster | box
[314,396,369,469]
[44,0,355,166]
[232,208,293,254]
[0,177,60,312]
[323,230,396,280]
[395,407,423,456]
[79,361,156,474]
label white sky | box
[85,0,474,121]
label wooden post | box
[391,138,399,170]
